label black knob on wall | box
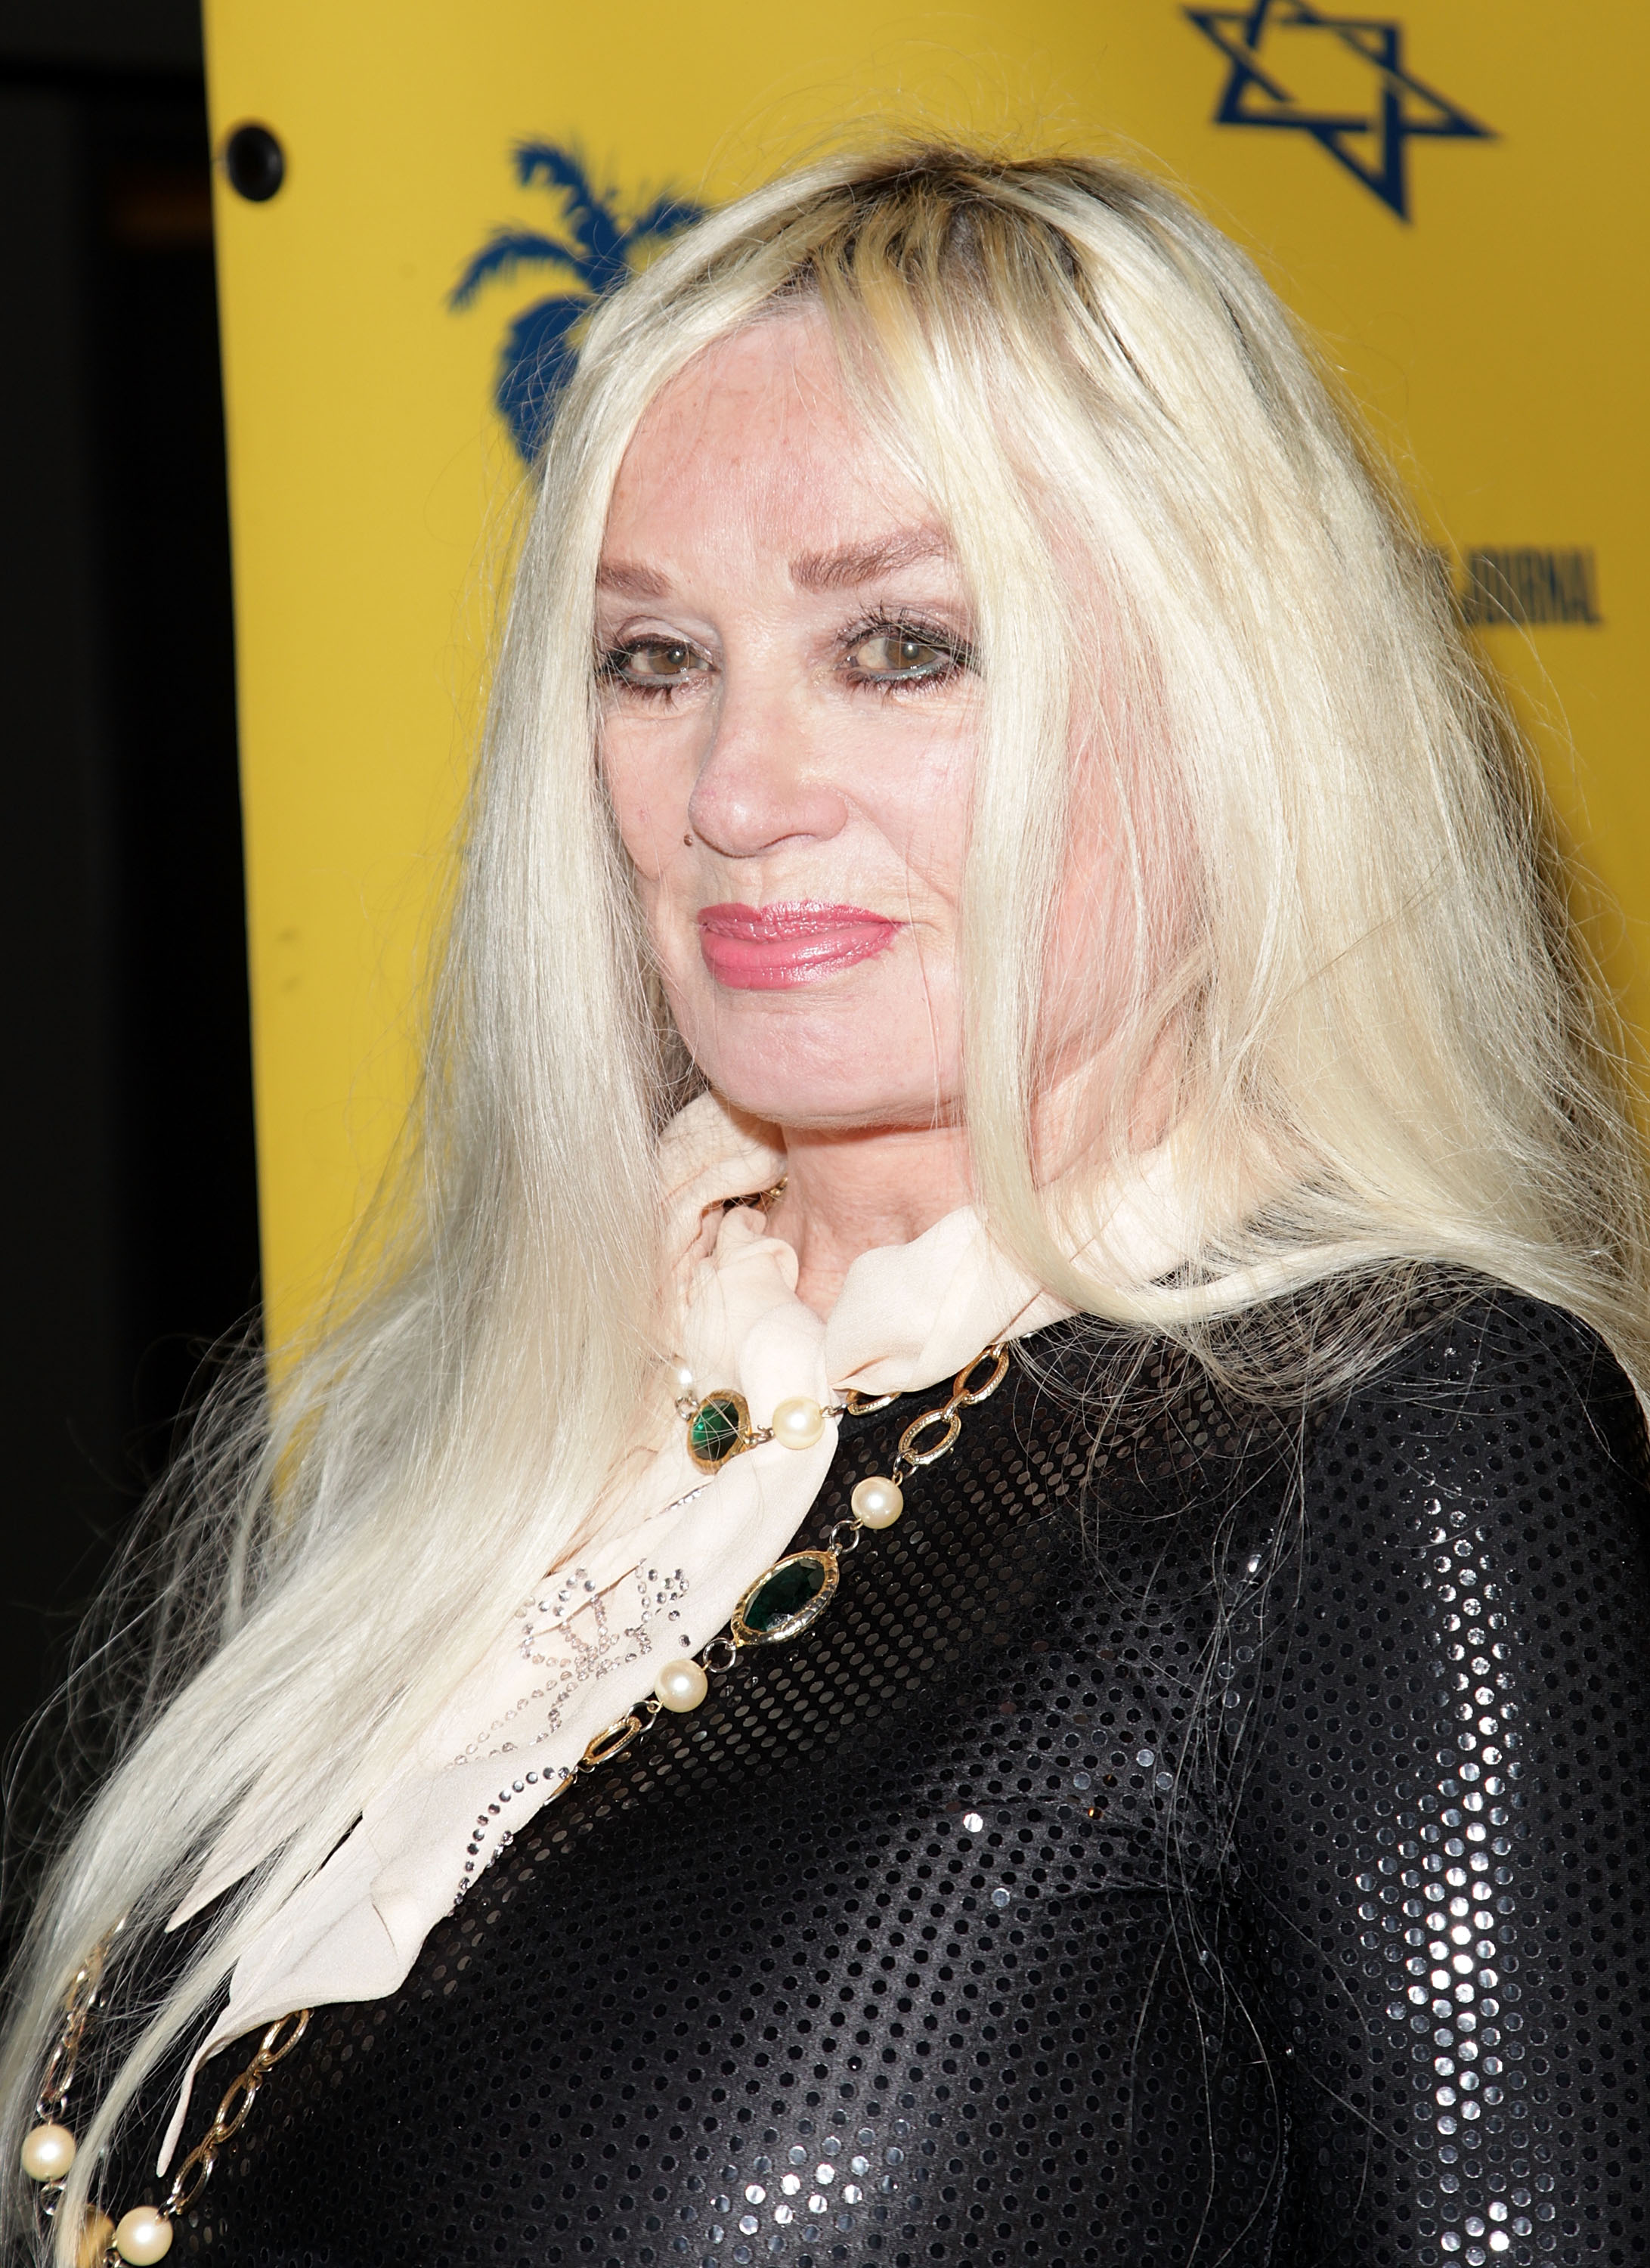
[223,123,286,202]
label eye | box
[601,637,708,690]
[852,631,952,680]
[843,621,974,689]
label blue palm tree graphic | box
[450,143,706,461]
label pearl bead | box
[653,1656,709,1712]
[113,2207,173,2263]
[666,1355,696,1399]
[851,1475,904,1529]
[771,1396,826,1451]
[19,2121,76,2181]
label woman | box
[4,145,1648,2268]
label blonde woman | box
[5,147,1648,2268]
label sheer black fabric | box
[114,1287,1650,2265]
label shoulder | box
[1317,1281,1646,1483]
[1299,1282,1650,1604]
[1023,1284,1648,1551]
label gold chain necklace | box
[22,1339,1010,2265]
[639,1338,1007,1717]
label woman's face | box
[596,311,983,1136]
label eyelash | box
[596,608,975,705]
[841,608,975,696]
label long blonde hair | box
[4,142,1643,2260]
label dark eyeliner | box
[597,634,710,699]
[839,606,975,685]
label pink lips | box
[696,901,902,990]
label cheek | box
[602,736,686,882]
[602,741,712,1010]
[859,714,977,900]
[1045,751,1190,1047]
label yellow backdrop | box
[201,1,1648,1342]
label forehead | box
[599,309,943,581]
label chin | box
[663,959,963,1133]
[706,1053,953,1137]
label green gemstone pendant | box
[731,1549,839,1646]
[687,1391,753,1471]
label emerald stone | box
[689,1393,746,1467]
[738,1551,833,1639]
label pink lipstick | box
[696,901,902,990]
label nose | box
[686,670,849,860]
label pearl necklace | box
[670,1351,894,1472]
[21,1339,1009,2262]
[21,1932,309,2265]
[650,1340,1006,1713]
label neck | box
[760,1123,974,1318]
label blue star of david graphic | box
[1184,0,1494,219]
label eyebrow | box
[788,529,953,591]
[595,560,670,597]
[594,528,953,603]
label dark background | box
[0,0,258,1786]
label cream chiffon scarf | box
[158,1094,1185,2169]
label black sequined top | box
[134,1284,1650,2266]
